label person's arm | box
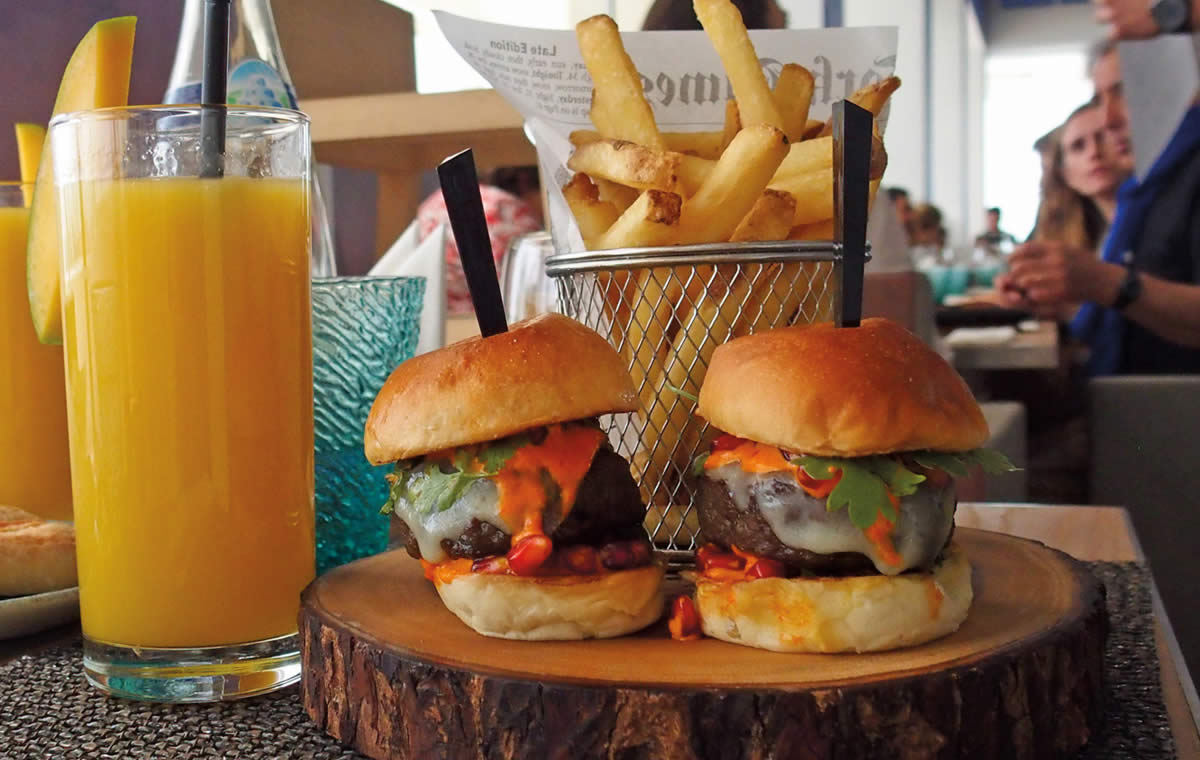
[1001,240,1200,346]
[1081,262,1200,347]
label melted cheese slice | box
[706,462,955,576]
[400,425,605,563]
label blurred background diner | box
[4,0,1199,678]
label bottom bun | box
[434,563,666,640]
[694,543,973,653]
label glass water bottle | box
[165,0,337,277]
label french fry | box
[594,188,682,250]
[789,218,835,240]
[642,273,755,507]
[576,15,665,149]
[802,119,825,140]
[720,98,741,151]
[567,139,682,193]
[774,63,814,143]
[815,75,902,137]
[694,0,784,130]
[770,168,833,226]
[730,189,796,242]
[593,176,640,213]
[562,173,620,248]
[571,128,726,159]
[677,125,789,244]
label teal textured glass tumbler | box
[312,276,425,574]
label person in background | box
[985,103,1125,503]
[1095,0,1197,38]
[642,0,787,30]
[1030,102,1123,252]
[886,186,915,235]
[908,203,944,247]
[975,208,1018,250]
[999,40,1200,374]
[417,166,542,316]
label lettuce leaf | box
[380,433,529,517]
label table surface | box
[949,320,1059,371]
[3,503,1196,756]
[957,504,1200,758]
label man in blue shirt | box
[999,41,1200,374]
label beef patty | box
[695,467,956,575]
[394,446,644,560]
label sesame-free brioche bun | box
[698,318,988,457]
[432,563,666,640]
[693,543,972,653]
[365,313,637,464]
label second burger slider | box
[365,313,664,640]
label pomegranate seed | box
[747,558,786,579]
[696,544,744,572]
[668,595,702,641]
[507,535,553,576]
[627,540,652,567]
[561,545,599,574]
[470,556,508,574]
[599,542,633,569]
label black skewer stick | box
[833,100,872,328]
[437,149,509,337]
[199,0,231,179]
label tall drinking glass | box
[50,106,315,701]
[0,183,72,520]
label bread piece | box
[0,510,77,596]
[698,318,989,457]
[692,543,972,653]
[365,313,637,464]
[433,563,666,640]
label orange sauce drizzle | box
[864,491,903,568]
[703,439,838,498]
[424,424,606,583]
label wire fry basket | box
[547,240,845,553]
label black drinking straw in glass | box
[199,0,231,179]
[833,100,872,328]
[437,149,509,337]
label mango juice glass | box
[0,183,72,520]
[50,106,314,701]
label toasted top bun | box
[698,318,988,457]
[365,313,637,464]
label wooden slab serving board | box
[300,528,1106,759]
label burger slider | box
[366,313,664,640]
[671,318,1014,652]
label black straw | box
[833,100,872,328]
[437,149,509,337]
[199,0,231,178]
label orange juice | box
[59,176,314,647]
[0,200,72,520]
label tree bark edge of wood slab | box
[299,536,1107,760]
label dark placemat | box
[0,562,1176,759]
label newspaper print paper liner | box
[433,12,897,254]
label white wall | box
[965,8,985,244]
[844,0,927,208]
[931,0,966,244]
[845,0,985,248]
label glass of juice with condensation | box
[50,106,314,701]
[0,183,72,520]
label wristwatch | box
[1112,266,1144,311]
[1151,0,1191,33]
